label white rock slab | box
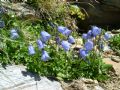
[0,65,63,90]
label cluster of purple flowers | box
[79,40,94,60]
[28,31,51,61]
[82,26,101,40]
[80,26,112,59]
[28,25,112,62]
[28,25,76,61]
[57,26,75,51]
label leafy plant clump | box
[26,0,85,31]
[0,6,112,81]
[110,34,120,56]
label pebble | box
[111,55,120,63]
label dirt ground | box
[100,58,120,90]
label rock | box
[81,78,96,84]
[71,0,120,30]
[111,55,120,63]
[103,45,111,52]
[94,85,104,90]
[71,38,83,50]
[62,80,89,90]
[0,65,63,90]
[94,80,99,84]
[1,2,35,17]
[111,29,120,34]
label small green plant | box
[110,34,120,56]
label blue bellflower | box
[62,28,71,36]
[79,48,88,59]
[57,26,71,36]
[104,32,111,40]
[68,36,75,44]
[10,29,19,39]
[57,26,66,33]
[41,50,50,61]
[0,21,5,28]
[82,33,88,40]
[87,30,92,38]
[41,31,51,43]
[37,39,45,49]
[61,41,71,51]
[84,40,94,51]
[28,44,35,55]
[91,26,101,37]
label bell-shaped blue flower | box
[61,41,71,51]
[68,36,75,44]
[57,26,66,33]
[79,48,88,59]
[82,33,88,40]
[41,50,50,61]
[84,40,94,51]
[62,28,71,36]
[10,29,19,39]
[104,32,111,40]
[0,21,5,28]
[41,31,51,43]
[91,26,101,37]
[87,30,92,38]
[28,44,35,55]
[37,39,45,49]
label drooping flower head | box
[62,28,72,36]
[37,39,45,49]
[82,33,88,40]
[41,50,50,61]
[79,48,88,59]
[91,26,101,37]
[57,26,71,36]
[28,44,35,55]
[10,28,19,39]
[41,31,51,43]
[61,41,71,51]
[84,40,94,51]
[0,21,5,28]
[68,36,75,44]
[87,30,92,38]
[57,26,66,33]
[104,32,111,40]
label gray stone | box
[73,0,120,30]
[103,45,111,52]
[111,56,120,63]
[111,29,120,34]
[94,85,104,90]
[81,78,97,84]
[0,65,63,90]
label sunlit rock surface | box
[0,65,63,90]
